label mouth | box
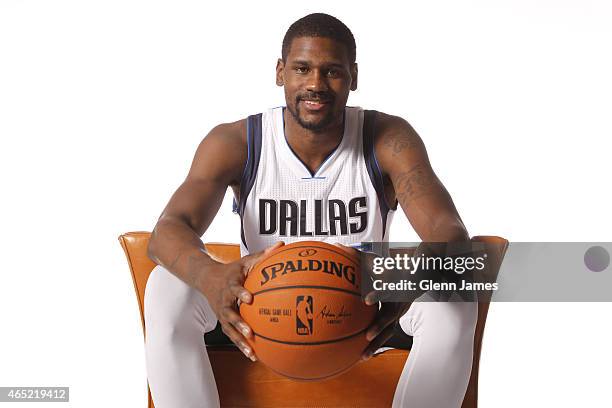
[300,99,331,112]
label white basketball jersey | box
[236,106,396,256]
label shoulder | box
[202,118,247,152]
[189,118,248,186]
[369,111,429,174]
[370,111,425,155]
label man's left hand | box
[335,244,413,361]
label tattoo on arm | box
[167,250,183,270]
[164,249,205,290]
[187,254,202,289]
[383,130,419,156]
[394,164,435,205]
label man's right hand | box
[198,242,284,361]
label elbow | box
[431,218,470,242]
[147,228,160,263]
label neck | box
[283,108,345,175]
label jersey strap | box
[238,113,263,250]
[362,110,391,239]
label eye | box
[295,66,308,74]
[326,69,341,78]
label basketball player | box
[145,13,477,408]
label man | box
[145,13,477,408]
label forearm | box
[387,220,468,258]
[147,217,219,291]
[412,222,470,273]
[428,212,469,242]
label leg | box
[392,293,478,408]
[144,265,220,408]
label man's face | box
[276,36,358,132]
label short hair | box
[282,13,356,64]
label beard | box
[287,95,337,132]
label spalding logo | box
[260,260,357,288]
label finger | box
[365,305,397,341]
[362,323,395,360]
[263,241,285,255]
[364,290,381,306]
[220,305,254,340]
[333,242,360,257]
[228,280,253,304]
[364,286,393,306]
[220,322,257,362]
[242,241,285,273]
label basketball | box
[239,241,377,380]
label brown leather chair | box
[119,232,508,408]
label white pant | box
[144,265,478,408]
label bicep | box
[376,115,466,241]
[157,123,246,237]
[392,162,461,240]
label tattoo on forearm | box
[168,250,183,270]
[383,130,419,156]
[394,164,435,205]
[187,254,205,289]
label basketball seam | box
[251,327,367,346]
[249,285,362,297]
[264,361,360,382]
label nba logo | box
[296,296,313,335]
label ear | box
[276,58,285,86]
[350,62,358,91]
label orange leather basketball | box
[240,241,377,380]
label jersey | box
[236,106,396,256]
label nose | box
[305,69,329,93]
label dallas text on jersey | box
[258,197,368,237]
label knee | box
[401,302,478,349]
[144,266,207,342]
